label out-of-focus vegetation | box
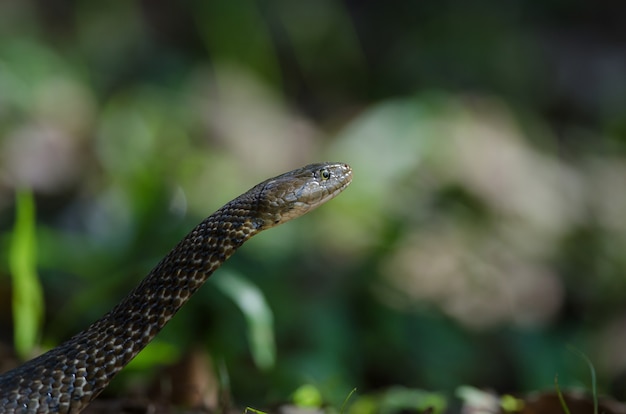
[1,0,626,411]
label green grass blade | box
[214,271,275,370]
[8,189,44,359]
[554,374,572,414]
[244,407,267,414]
[567,346,598,414]
[340,387,358,414]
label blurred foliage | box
[1,0,626,411]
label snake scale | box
[0,162,352,414]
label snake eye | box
[320,168,331,180]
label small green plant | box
[554,346,600,414]
[499,394,524,413]
[567,346,598,414]
[293,383,323,408]
[244,407,268,414]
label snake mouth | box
[302,162,352,214]
[327,163,353,197]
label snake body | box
[0,162,352,414]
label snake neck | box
[0,201,263,412]
[80,200,264,378]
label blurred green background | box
[1,0,626,410]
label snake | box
[0,162,352,414]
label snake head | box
[254,162,352,229]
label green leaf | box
[214,271,275,370]
[9,189,44,359]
